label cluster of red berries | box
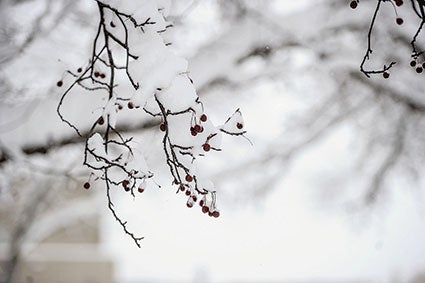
[410,60,425,73]
[191,124,204,136]
[200,199,220,218]
[121,179,145,193]
[177,179,194,196]
[56,68,106,87]
[189,114,208,136]
[84,179,145,193]
[394,0,405,26]
[126,101,141,109]
[94,71,106,79]
[174,178,220,217]
[379,60,424,78]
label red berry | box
[350,1,357,9]
[416,67,423,73]
[199,126,204,133]
[122,180,130,188]
[194,125,202,132]
[396,18,403,25]
[422,62,425,69]
[138,187,144,193]
[187,201,193,208]
[236,123,243,129]
[100,73,106,79]
[203,144,211,152]
[179,185,185,191]
[212,211,220,218]
[410,60,417,67]
[192,195,197,202]
[124,186,130,192]
[128,102,134,109]
[185,190,191,196]
[383,72,390,79]
[56,80,63,87]
[110,21,116,28]
[83,182,90,189]
[208,211,214,217]
[77,67,82,73]
[118,104,123,110]
[185,175,193,182]
[199,200,204,207]
[98,116,104,125]
[395,0,403,6]
[160,123,166,132]
[191,128,197,136]
[202,206,209,213]
[94,71,100,78]
[200,114,207,122]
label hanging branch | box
[351,0,425,77]
[56,0,248,246]
[411,0,425,56]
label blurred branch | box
[216,87,370,182]
[0,119,158,164]
[0,100,41,132]
[168,0,200,23]
[365,109,407,205]
[2,182,51,283]
[350,71,425,112]
[0,0,76,66]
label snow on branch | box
[56,0,248,247]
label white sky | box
[102,127,425,282]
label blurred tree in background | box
[1,0,425,282]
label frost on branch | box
[56,0,247,247]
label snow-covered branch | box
[56,0,247,246]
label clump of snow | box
[128,29,188,107]
[156,75,197,112]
